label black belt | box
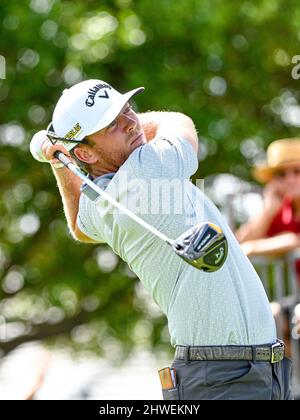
[175,339,285,364]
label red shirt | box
[267,197,300,278]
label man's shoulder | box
[127,133,192,164]
[125,134,198,178]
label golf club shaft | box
[54,151,174,246]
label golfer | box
[30,79,292,400]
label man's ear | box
[73,145,97,164]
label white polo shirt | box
[77,134,276,347]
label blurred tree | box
[0,0,300,360]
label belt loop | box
[251,346,257,363]
[184,346,191,365]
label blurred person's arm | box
[240,232,300,257]
[235,208,280,242]
[24,352,51,400]
[236,178,284,242]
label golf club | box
[54,151,228,272]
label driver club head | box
[172,222,228,272]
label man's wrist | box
[50,161,65,169]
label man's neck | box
[90,167,116,178]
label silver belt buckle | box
[271,340,284,364]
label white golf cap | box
[50,79,144,150]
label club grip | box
[54,151,72,167]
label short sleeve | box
[128,135,198,179]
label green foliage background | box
[0,0,300,360]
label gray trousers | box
[162,357,293,400]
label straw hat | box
[252,138,300,183]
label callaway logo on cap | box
[47,79,144,150]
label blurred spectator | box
[236,138,300,275]
[236,138,300,358]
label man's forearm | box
[138,112,161,141]
[139,111,179,141]
[51,166,83,235]
[138,111,196,141]
[138,111,198,154]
